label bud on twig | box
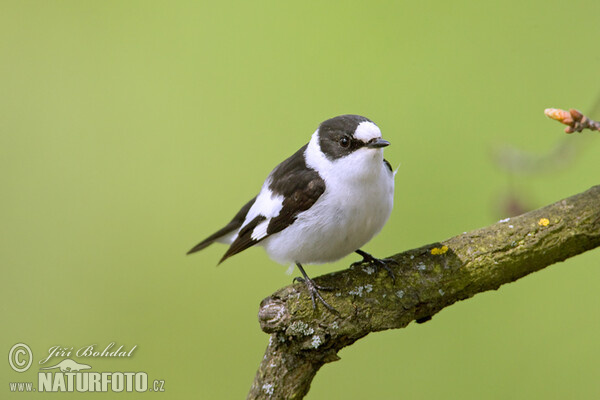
[544,108,600,133]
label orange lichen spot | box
[431,245,448,255]
[538,218,550,227]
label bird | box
[187,114,396,312]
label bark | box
[248,185,600,400]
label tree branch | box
[248,185,600,400]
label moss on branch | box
[248,185,600,400]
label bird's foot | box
[352,249,398,283]
[293,276,338,314]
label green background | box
[2,1,599,399]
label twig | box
[545,108,600,133]
[248,185,600,400]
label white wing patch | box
[242,179,284,241]
[251,218,270,240]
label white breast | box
[261,131,395,265]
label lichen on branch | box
[248,185,600,400]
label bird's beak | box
[366,138,390,148]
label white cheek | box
[329,147,383,180]
[305,129,385,183]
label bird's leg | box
[352,249,397,282]
[293,263,338,314]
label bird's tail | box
[187,224,237,254]
[186,196,257,255]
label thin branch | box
[248,185,600,400]
[545,108,600,133]
[491,105,599,176]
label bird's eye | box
[339,136,350,147]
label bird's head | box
[317,115,389,159]
[306,114,390,179]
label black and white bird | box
[188,114,396,311]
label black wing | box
[217,215,266,264]
[187,196,257,255]
[219,144,325,264]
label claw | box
[353,249,397,283]
[293,276,334,291]
[294,263,339,314]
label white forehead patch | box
[354,121,381,142]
